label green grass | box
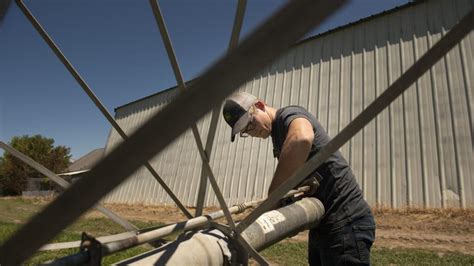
[0,197,44,223]
[261,241,308,265]
[0,197,180,264]
[0,219,157,265]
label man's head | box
[222,92,274,142]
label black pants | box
[308,212,376,265]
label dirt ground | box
[87,203,474,256]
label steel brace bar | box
[195,0,247,217]
[236,8,474,234]
[149,0,236,229]
[0,0,11,24]
[0,1,345,264]
[210,222,269,266]
[0,141,138,231]
[14,0,193,219]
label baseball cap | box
[222,92,257,142]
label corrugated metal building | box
[103,0,473,209]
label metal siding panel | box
[173,130,191,205]
[273,56,286,108]
[181,130,195,206]
[328,32,341,139]
[388,12,408,208]
[430,0,460,207]
[189,116,210,205]
[300,43,313,109]
[455,0,474,207]
[291,45,304,106]
[415,3,442,208]
[309,40,322,116]
[339,29,353,161]
[261,62,281,199]
[187,124,204,205]
[402,9,425,207]
[134,101,150,204]
[375,17,391,207]
[114,111,135,204]
[279,50,290,107]
[180,125,197,205]
[206,118,224,206]
[319,36,331,131]
[137,101,156,203]
[351,24,365,189]
[137,103,156,205]
[252,73,269,200]
[158,92,174,203]
[155,92,177,203]
[125,101,144,204]
[186,118,204,206]
[442,0,472,208]
[363,22,377,205]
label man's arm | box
[268,117,314,196]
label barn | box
[102,0,473,209]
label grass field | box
[1,197,473,265]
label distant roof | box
[115,1,421,112]
[66,148,104,173]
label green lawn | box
[0,220,158,265]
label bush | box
[0,135,71,195]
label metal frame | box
[1,0,471,264]
[13,0,193,220]
[195,0,247,217]
[149,0,236,229]
[1,0,343,264]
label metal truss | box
[1,0,472,264]
[14,0,193,220]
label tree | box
[0,135,71,195]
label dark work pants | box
[308,212,376,266]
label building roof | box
[66,148,104,173]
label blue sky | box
[0,0,409,160]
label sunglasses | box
[239,108,256,138]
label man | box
[222,91,375,265]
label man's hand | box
[299,176,320,197]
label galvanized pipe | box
[47,186,309,265]
[103,185,309,255]
[46,201,251,265]
[116,197,325,265]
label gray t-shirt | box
[271,106,370,230]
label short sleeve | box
[280,106,314,133]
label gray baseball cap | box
[222,92,257,142]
